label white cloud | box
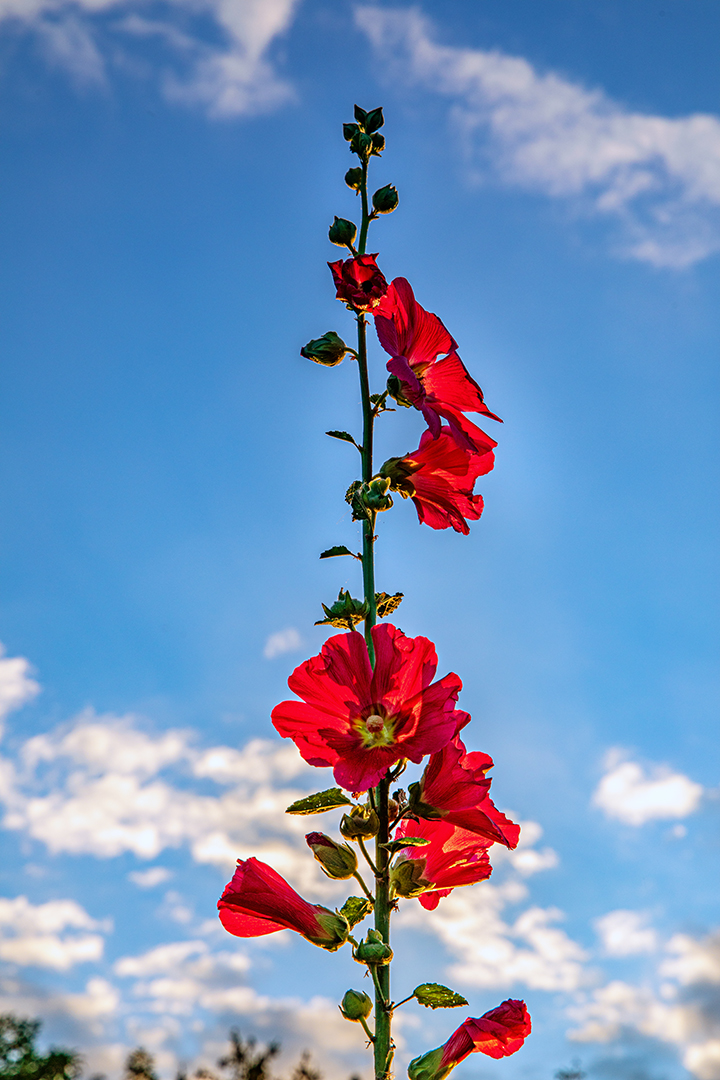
[0,643,40,734]
[263,627,303,660]
[128,866,173,889]
[0,895,110,971]
[0,0,300,117]
[594,909,658,956]
[355,5,720,267]
[592,750,704,825]
[397,821,586,993]
[569,927,720,1079]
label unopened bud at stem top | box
[306,832,358,879]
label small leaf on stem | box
[326,431,357,443]
[286,788,353,815]
[412,984,469,1009]
[381,836,430,854]
[339,896,374,928]
[320,546,356,559]
[375,592,404,618]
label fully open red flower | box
[373,278,500,452]
[271,623,467,792]
[412,736,520,848]
[218,857,348,951]
[391,817,492,910]
[380,426,496,535]
[328,254,388,310]
[408,1000,531,1080]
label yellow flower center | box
[356,710,396,749]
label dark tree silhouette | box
[124,1050,159,1080]
[0,1015,81,1080]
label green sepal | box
[343,123,360,142]
[375,592,404,618]
[285,788,353,815]
[315,588,368,629]
[412,983,469,1009]
[339,896,374,929]
[364,107,384,133]
[345,167,363,191]
[381,836,430,854]
[319,546,356,560]
[326,430,356,444]
[370,132,385,156]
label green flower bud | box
[350,132,373,159]
[407,1047,447,1080]
[353,104,369,129]
[301,331,350,367]
[353,928,393,966]
[389,857,430,900]
[364,107,384,134]
[364,475,393,511]
[340,989,373,1022]
[306,832,358,879]
[372,185,399,215]
[370,132,385,156]
[345,168,364,191]
[340,804,380,840]
[314,588,369,630]
[343,122,360,142]
[328,216,357,248]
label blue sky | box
[0,1,718,1079]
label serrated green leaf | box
[413,983,469,1009]
[320,546,355,559]
[382,836,430,854]
[326,430,356,444]
[339,895,374,929]
[376,592,404,618]
[286,788,353,815]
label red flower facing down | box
[271,623,467,792]
[412,736,520,849]
[374,278,501,452]
[408,1000,532,1080]
[390,817,492,910]
[380,426,496,535]
[328,254,388,310]
[218,857,349,951]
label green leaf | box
[339,895,374,929]
[286,788,353,815]
[376,592,404,618]
[381,836,430,854]
[326,430,356,444]
[413,983,469,1009]
[320,546,355,560]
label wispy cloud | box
[0,895,110,970]
[0,643,40,734]
[263,627,303,660]
[355,5,720,267]
[594,909,658,957]
[0,0,300,117]
[592,749,704,826]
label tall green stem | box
[354,155,392,1080]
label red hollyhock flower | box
[373,278,500,452]
[381,426,496,535]
[271,623,467,792]
[218,857,348,951]
[408,1000,531,1080]
[328,254,388,310]
[412,736,520,849]
[390,817,492,910]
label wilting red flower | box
[271,623,467,792]
[380,426,496,535]
[411,736,520,849]
[408,1000,531,1080]
[390,817,492,910]
[328,254,388,310]
[374,278,500,452]
[218,857,348,951]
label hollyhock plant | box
[329,253,388,310]
[271,622,468,792]
[374,277,501,452]
[218,857,349,950]
[408,1001,532,1080]
[409,736,521,848]
[218,104,532,1080]
[380,426,496,534]
[390,817,493,910]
